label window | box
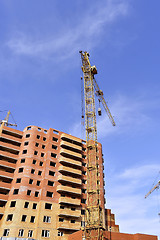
[50,161,56,167]
[81,199,86,204]
[27,190,31,196]
[26,134,30,138]
[59,218,64,222]
[41,153,44,157]
[29,179,33,184]
[3,229,10,236]
[13,189,19,195]
[60,205,65,209]
[22,150,27,154]
[32,159,36,164]
[46,191,53,198]
[35,142,39,147]
[38,128,41,132]
[53,137,58,142]
[43,137,46,141]
[37,180,41,186]
[10,201,16,207]
[24,202,29,208]
[31,169,35,174]
[58,231,63,236]
[82,171,86,175]
[42,145,45,149]
[44,129,47,133]
[81,221,85,227]
[45,203,52,210]
[30,216,35,223]
[42,230,50,238]
[82,179,86,184]
[81,209,85,215]
[52,145,57,150]
[40,161,43,166]
[6,214,13,221]
[43,216,51,223]
[53,130,59,134]
[82,189,86,194]
[71,208,75,211]
[49,171,55,176]
[33,203,37,209]
[35,191,39,197]
[28,230,33,238]
[21,158,25,163]
[21,215,27,222]
[18,168,23,173]
[18,229,24,237]
[48,180,54,186]
[82,162,86,167]
[37,135,40,139]
[51,153,57,158]
[34,151,38,155]
[27,126,31,130]
[24,141,29,146]
[38,171,42,176]
[71,219,75,223]
[16,178,21,183]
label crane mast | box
[80,51,115,240]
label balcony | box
[60,140,82,151]
[0,141,20,152]
[59,166,81,176]
[2,127,22,139]
[58,175,81,186]
[57,185,81,196]
[61,133,82,144]
[0,160,15,170]
[0,194,8,201]
[0,170,13,179]
[60,149,82,160]
[58,209,81,218]
[0,182,11,190]
[0,133,21,144]
[58,221,81,231]
[0,150,17,162]
[59,157,82,168]
[59,197,81,206]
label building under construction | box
[0,124,157,240]
[0,124,120,239]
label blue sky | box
[0,0,160,237]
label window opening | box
[10,201,16,207]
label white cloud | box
[6,0,129,60]
[106,164,160,237]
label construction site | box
[0,51,158,240]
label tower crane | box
[79,51,115,240]
[145,180,160,199]
[0,111,17,136]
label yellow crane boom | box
[145,180,160,199]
